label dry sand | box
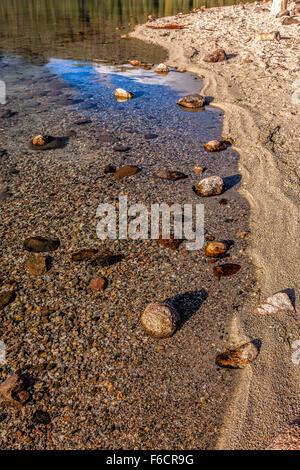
[132,1,300,449]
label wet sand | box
[0,56,255,449]
[131,1,300,449]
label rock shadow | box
[165,289,208,328]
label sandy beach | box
[131,1,300,449]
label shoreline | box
[131,2,300,449]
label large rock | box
[194,176,225,197]
[216,341,260,369]
[140,302,180,338]
[203,49,227,63]
[254,292,295,315]
[23,236,60,253]
[177,94,206,108]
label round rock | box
[177,94,206,108]
[140,302,180,338]
[194,176,225,197]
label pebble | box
[155,63,169,73]
[203,49,227,63]
[216,341,260,368]
[88,276,107,292]
[140,301,181,338]
[156,170,187,181]
[177,94,206,108]
[194,176,225,197]
[32,135,51,147]
[23,236,60,253]
[205,241,227,258]
[0,374,30,407]
[26,255,48,276]
[253,292,295,315]
[213,263,241,280]
[71,248,99,261]
[114,88,134,100]
[114,165,140,179]
[204,140,227,152]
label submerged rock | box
[156,170,187,181]
[203,49,227,63]
[114,88,134,100]
[0,291,15,310]
[194,176,225,197]
[114,165,140,179]
[23,236,60,253]
[204,140,227,152]
[205,241,227,258]
[213,263,241,280]
[216,341,260,368]
[254,292,295,315]
[155,63,169,73]
[26,256,48,276]
[177,94,206,108]
[140,302,180,338]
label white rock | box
[254,292,295,315]
[155,63,169,73]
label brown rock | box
[32,135,51,147]
[140,302,180,338]
[26,256,48,276]
[0,374,30,407]
[193,166,204,175]
[204,139,227,152]
[177,94,206,108]
[213,263,241,280]
[194,176,225,197]
[0,290,15,310]
[89,277,107,292]
[216,341,260,369]
[130,60,141,66]
[282,17,299,24]
[23,236,60,253]
[114,165,140,179]
[203,49,227,63]
[205,241,227,258]
[156,170,187,181]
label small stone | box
[0,291,15,310]
[177,94,206,108]
[258,31,281,41]
[213,263,241,280]
[194,176,225,197]
[89,277,107,292]
[26,256,48,276]
[254,292,295,315]
[32,410,51,425]
[104,165,116,174]
[140,302,180,338]
[113,145,130,152]
[204,140,227,152]
[156,170,187,181]
[130,60,141,66]
[237,231,249,239]
[205,242,227,258]
[216,341,260,368]
[155,63,169,73]
[282,17,299,24]
[32,135,51,147]
[114,165,140,179]
[114,88,134,100]
[203,49,227,63]
[193,166,204,175]
[23,236,60,253]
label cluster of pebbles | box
[0,56,257,449]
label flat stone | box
[114,166,140,179]
[216,341,260,369]
[177,94,206,108]
[23,236,60,253]
[26,256,48,276]
[140,302,180,338]
[194,176,225,197]
[254,292,295,315]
